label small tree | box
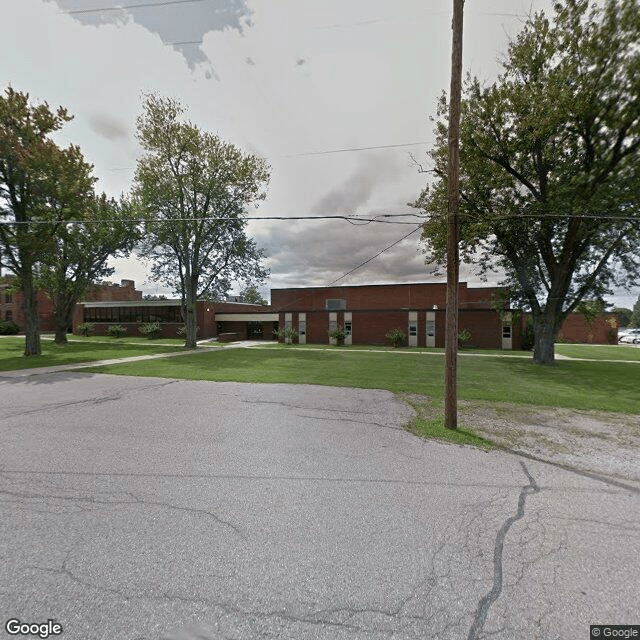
[385,328,406,348]
[239,284,268,305]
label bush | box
[458,328,471,348]
[275,326,298,343]
[138,322,162,339]
[521,317,534,351]
[385,328,406,348]
[106,324,127,338]
[76,322,95,337]
[0,319,20,335]
[328,325,347,345]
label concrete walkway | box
[0,340,267,379]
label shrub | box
[138,322,162,339]
[458,328,471,348]
[276,326,297,343]
[0,319,20,335]
[328,325,347,345]
[521,317,534,351]
[385,328,406,348]
[76,322,95,337]
[106,324,127,338]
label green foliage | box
[0,87,95,355]
[276,326,298,343]
[328,325,347,344]
[576,299,606,329]
[134,94,270,349]
[385,328,406,348]
[37,193,139,342]
[521,316,535,351]
[240,285,268,305]
[630,294,640,328]
[613,307,633,327]
[106,324,127,338]
[414,0,640,364]
[458,329,472,348]
[76,322,95,337]
[138,322,162,339]
[0,319,19,335]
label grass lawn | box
[84,346,640,415]
[555,343,640,361]
[0,336,186,371]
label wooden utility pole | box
[444,0,464,429]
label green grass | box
[555,343,640,361]
[0,336,186,371]
[84,347,640,414]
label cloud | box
[311,154,404,215]
[88,113,129,141]
[50,0,253,68]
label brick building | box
[0,278,143,333]
[271,282,521,349]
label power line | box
[62,0,208,15]
[283,142,430,157]
[327,225,423,286]
[0,213,427,226]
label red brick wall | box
[557,313,618,344]
[271,282,502,312]
[85,280,143,302]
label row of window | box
[83,306,183,324]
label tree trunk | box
[53,293,74,344]
[22,273,41,356]
[532,313,558,365]
[183,283,198,349]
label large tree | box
[38,193,139,343]
[0,87,95,355]
[414,0,640,364]
[630,294,640,328]
[134,95,270,348]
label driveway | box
[1,373,638,640]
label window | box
[4,292,12,304]
[409,323,417,337]
[344,321,352,336]
[5,310,12,321]
[325,299,347,311]
[427,321,435,337]
[502,325,512,339]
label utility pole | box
[444,0,464,429]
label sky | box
[2,0,637,308]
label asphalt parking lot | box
[1,372,639,640]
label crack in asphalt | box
[0,488,244,537]
[466,461,540,640]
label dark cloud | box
[88,113,129,141]
[311,154,403,215]
[52,0,252,69]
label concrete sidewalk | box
[0,340,267,379]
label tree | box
[414,0,640,364]
[239,284,268,305]
[38,194,139,343]
[134,95,270,348]
[0,87,95,355]
[630,294,640,327]
[613,306,632,327]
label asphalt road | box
[1,373,638,640]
